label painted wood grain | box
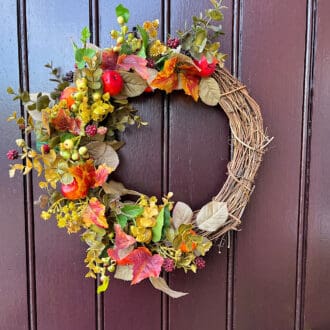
[304,1,330,329]
[99,1,163,329]
[26,1,95,329]
[0,2,29,329]
[233,1,307,329]
[168,1,232,330]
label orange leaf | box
[179,72,200,102]
[51,108,81,135]
[82,197,108,228]
[117,247,164,285]
[92,164,112,188]
[151,57,179,93]
[117,54,149,80]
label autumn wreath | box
[6,1,271,297]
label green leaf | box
[97,276,109,294]
[137,25,149,58]
[120,43,133,55]
[116,214,129,228]
[207,9,224,21]
[152,208,164,243]
[36,95,51,111]
[81,26,91,44]
[121,205,144,218]
[21,91,30,103]
[115,4,130,23]
[75,48,96,69]
[162,205,171,237]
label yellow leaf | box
[33,158,43,176]
[39,182,48,189]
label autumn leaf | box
[179,72,200,102]
[117,54,149,80]
[102,180,141,198]
[151,56,179,93]
[51,108,81,135]
[107,224,136,261]
[82,197,108,228]
[101,48,118,70]
[92,164,113,188]
[117,247,164,285]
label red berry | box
[146,58,156,68]
[144,86,153,93]
[194,55,218,77]
[85,124,97,137]
[162,258,175,272]
[167,37,180,49]
[195,257,206,270]
[41,144,50,154]
[7,149,19,160]
[60,86,77,109]
[101,70,124,96]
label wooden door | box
[1,1,329,329]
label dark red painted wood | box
[99,1,163,329]
[304,1,330,329]
[0,2,29,329]
[233,1,307,329]
[26,1,95,329]
[3,1,330,329]
[168,1,232,330]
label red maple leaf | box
[117,247,164,285]
[107,224,136,261]
[117,54,149,80]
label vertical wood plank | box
[233,1,307,329]
[168,1,232,330]
[26,1,96,329]
[0,2,29,329]
[304,0,330,328]
[99,1,163,329]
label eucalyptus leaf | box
[114,265,133,281]
[199,77,221,106]
[172,201,193,229]
[196,201,228,232]
[149,277,188,298]
[86,141,119,169]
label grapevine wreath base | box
[6,2,271,297]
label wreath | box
[6,2,271,297]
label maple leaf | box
[51,108,81,135]
[150,56,179,93]
[179,72,200,102]
[117,54,149,80]
[101,48,118,70]
[82,197,108,228]
[68,159,96,198]
[107,224,136,261]
[117,247,164,285]
[92,164,113,188]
